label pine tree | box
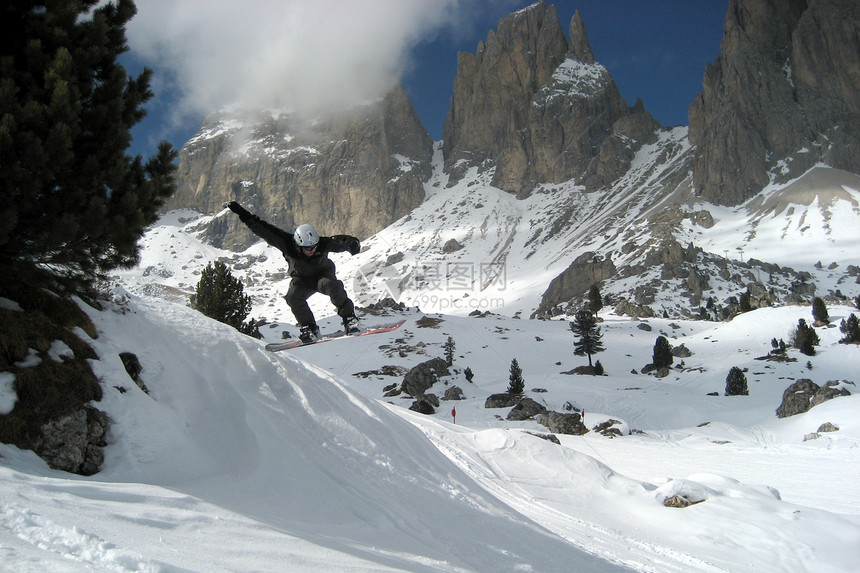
[570,310,604,368]
[724,366,749,396]
[652,336,674,368]
[443,336,455,366]
[840,314,860,344]
[191,261,259,337]
[507,359,524,395]
[793,318,820,356]
[812,297,829,324]
[0,0,177,292]
[587,284,603,314]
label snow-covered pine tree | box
[739,291,752,313]
[444,336,455,366]
[587,284,603,314]
[793,318,819,356]
[840,314,860,344]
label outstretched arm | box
[224,202,293,252]
[325,234,361,255]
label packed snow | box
[2,281,859,571]
[3,145,860,571]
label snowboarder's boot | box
[299,323,321,344]
[343,315,361,335]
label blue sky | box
[124,1,727,158]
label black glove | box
[224,201,249,220]
[347,237,360,255]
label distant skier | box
[224,201,361,343]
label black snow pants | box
[284,272,355,327]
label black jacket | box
[234,207,358,280]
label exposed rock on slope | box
[0,288,108,476]
[442,3,659,197]
[689,0,860,205]
[170,85,433,250]
[537,252,617,317]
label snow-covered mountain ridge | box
[164,0,860,321]
[123,134,859,325]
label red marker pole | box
[451,407,457,424]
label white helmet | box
[294,224,319,247]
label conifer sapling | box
[507,359,525,395]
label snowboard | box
[265,319,406,352]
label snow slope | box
[3,134,860,571]
[1,287,859,571]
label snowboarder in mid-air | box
[225,201,361,343]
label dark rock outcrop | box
[536,251,616,316]
[443,386,465,401]
[689,0,860,205]
[0,292,110,476]
[484,393,523,409]
[536,411,588,435]
[775,379,851,418]
[35,407,109,476]
[401,357,450,398]
[409,398,436,415]
[507,397,547,421]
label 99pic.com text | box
[411,293,505,312]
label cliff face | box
[689,0,860,205]
[170,85,433,250]
[442,3,659,197]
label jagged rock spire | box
[443,2,657,196]
[567,10,594,64]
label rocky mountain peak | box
[689,0,860,205]
[441,2,567,179]
[442,2,660,197]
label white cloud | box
[127,0,480,122]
